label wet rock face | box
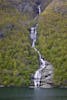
[30,64,54,88]
[40,64,54,88]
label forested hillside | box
[37,0,67,87]
[0,0,67,87]
[0,0,38,86]
[0,0,52,86]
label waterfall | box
[34,70,41,87]
[33,57,48,87]
[30,5,53,88]
[30,24,48,87]
[30,25,37,48]
[30,27,35,47]
[38,5,41,15]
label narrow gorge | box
[30,5,53,88]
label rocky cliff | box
[40,64,53,88]
[0,0,52,18]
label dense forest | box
[0,0,67,87]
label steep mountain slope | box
[37,0,67,87]
[0,0,67,87]
[0,0,52,18]
[0,0,37,87]
[0,0,52,86]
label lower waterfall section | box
[30,25,53,88]
[34,69,41,87]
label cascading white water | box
[30,24,48,87]
[38,5,41,15]
[33,57,47,87]
[30,26,37,48]
[30,4,53,88]
[34,70,41,87]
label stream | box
[30,5,53,88]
